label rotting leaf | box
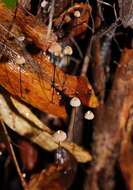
[29,148,77,190]
[15,4,58,51]
[61,140,92,163]
[53,3,92,41]
[0,92,92,163]
[0,3,99,118]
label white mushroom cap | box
[53,130,67,143]
[22,173,26,178]
[17,36,25,42]
[48,43,62,56]
[41,0,48,8]
[63,46,73,56]
[84,110,94,120]
[15,55,26,65]
[70,97,81,107]
[74,10,81,18]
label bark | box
[84,49,133,190]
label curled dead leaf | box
[0,3,99,118]
[54,3,92,41]
[0,91,92,163]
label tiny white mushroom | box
[84,110,94,120]
[48,43,62,56]
[43,51,46,55]
[47,55,50,60]
[22,173,26,178]
[74,10,81,18]
[53,130,67,143]
[41,0,48,8]
[15,55,26,65]
[63,46,73,56]
[17,36,25,42]
[70,97,81,107]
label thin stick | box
[97,0,112,7]
[46,0,55,41]
[67,108,77,141]
[81,36,94,76]
[0,120,29,190]
[71,38,83,58]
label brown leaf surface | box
[54,3,92,41]
[15,4,57,51]
[29,148,77,190]
[0,92,92,163]
[0,3,98,118]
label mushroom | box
[74,10,81,18]
[63,46,73,56]
[70,97,81,107]
[53,130,67,143]
[15,55,26,65]
[84,110,94,120]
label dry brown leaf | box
[0,92,92,163]
[54,3,92,41]
[61,141,92,163]
[0,3,99,118]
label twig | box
[46,0,55,41]
[0,120,29,190]
[67,107,77,141]
[81,36,94,76]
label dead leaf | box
[0,3,98,118]
[0,91,92,163]
[54,3,92,41]
[61,140,92,163]
[29,148,77,190]
[15,4,57,51]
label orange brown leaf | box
[0,3,98,118]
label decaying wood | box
[0,90,92,163]
[0,3,98,118]
[118,0,133,29]
[119,106,133,190]
[84,49,133,190]
[91,38,106,103]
